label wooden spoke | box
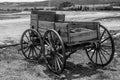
[23,37,28,43]
[24,46,30,53]
[54,60,58,71]
[56,55,63,65]
[100,30,106,40]
[100,50,108,62]
[35,46,41,51]
[101,45,112,48]
[87,48,93,52]
[99,51,103,65]
[31,48,35,58]
[23,43,29,49]
[28,30,31,39]
[91,50,96,59]
[47,35,53,47]
[101,37,110,43]
[56,52,63,58]
[45,40,51,47]
[28,48,32,58]
[24,34,30,42]
[49,32,56,49]
[101,48,110,55]
[96,51,98,63]
[33,47,38,57]
[56,57,61,71]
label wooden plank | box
[38,21,54,29]
[55,22,68,32]
[54,22,99,43]
[55,14,65,22]
[38,21,54,35]
[38,29,46,36]
[31,10,56,15]
[31,11,56,21]
[54,21,99,32]
[30,19,38,30]
[70,30,97,42]
[68,22,99,30]
[68,22,99,43]
[31,11,65,22]
[61,37,68,42]
[31,14,38,20]
[38,14,55,21]
[54,22,69,42]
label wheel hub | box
[28,41,33,47]
[93,42,101,51]
[46,45,55,55]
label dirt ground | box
[0,34,120,80]
[1,11,120,80]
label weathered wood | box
[30,19,38,29]
[30,11,99,44]
[54,22,99,43]
[31,14,38,20]
[55,22,68,33]
[68,22,99,30]
[70,29,97,42]
[31,11,65,22]
[55,14,65,22]
[38,21,54,36]
[31,10,56,21]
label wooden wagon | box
[20,10,115,74]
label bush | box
[24,8,29,11]
[58,1,74,10]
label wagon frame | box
[20,10,115,74]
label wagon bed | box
[30,11,99,45]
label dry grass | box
[0,35,120,80]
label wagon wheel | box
[43,29,65,74]
[21,29,44,60]
[85,25,115,66]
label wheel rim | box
[43,29,65,74]
[86,25,115,66]
[21,29,44,60]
